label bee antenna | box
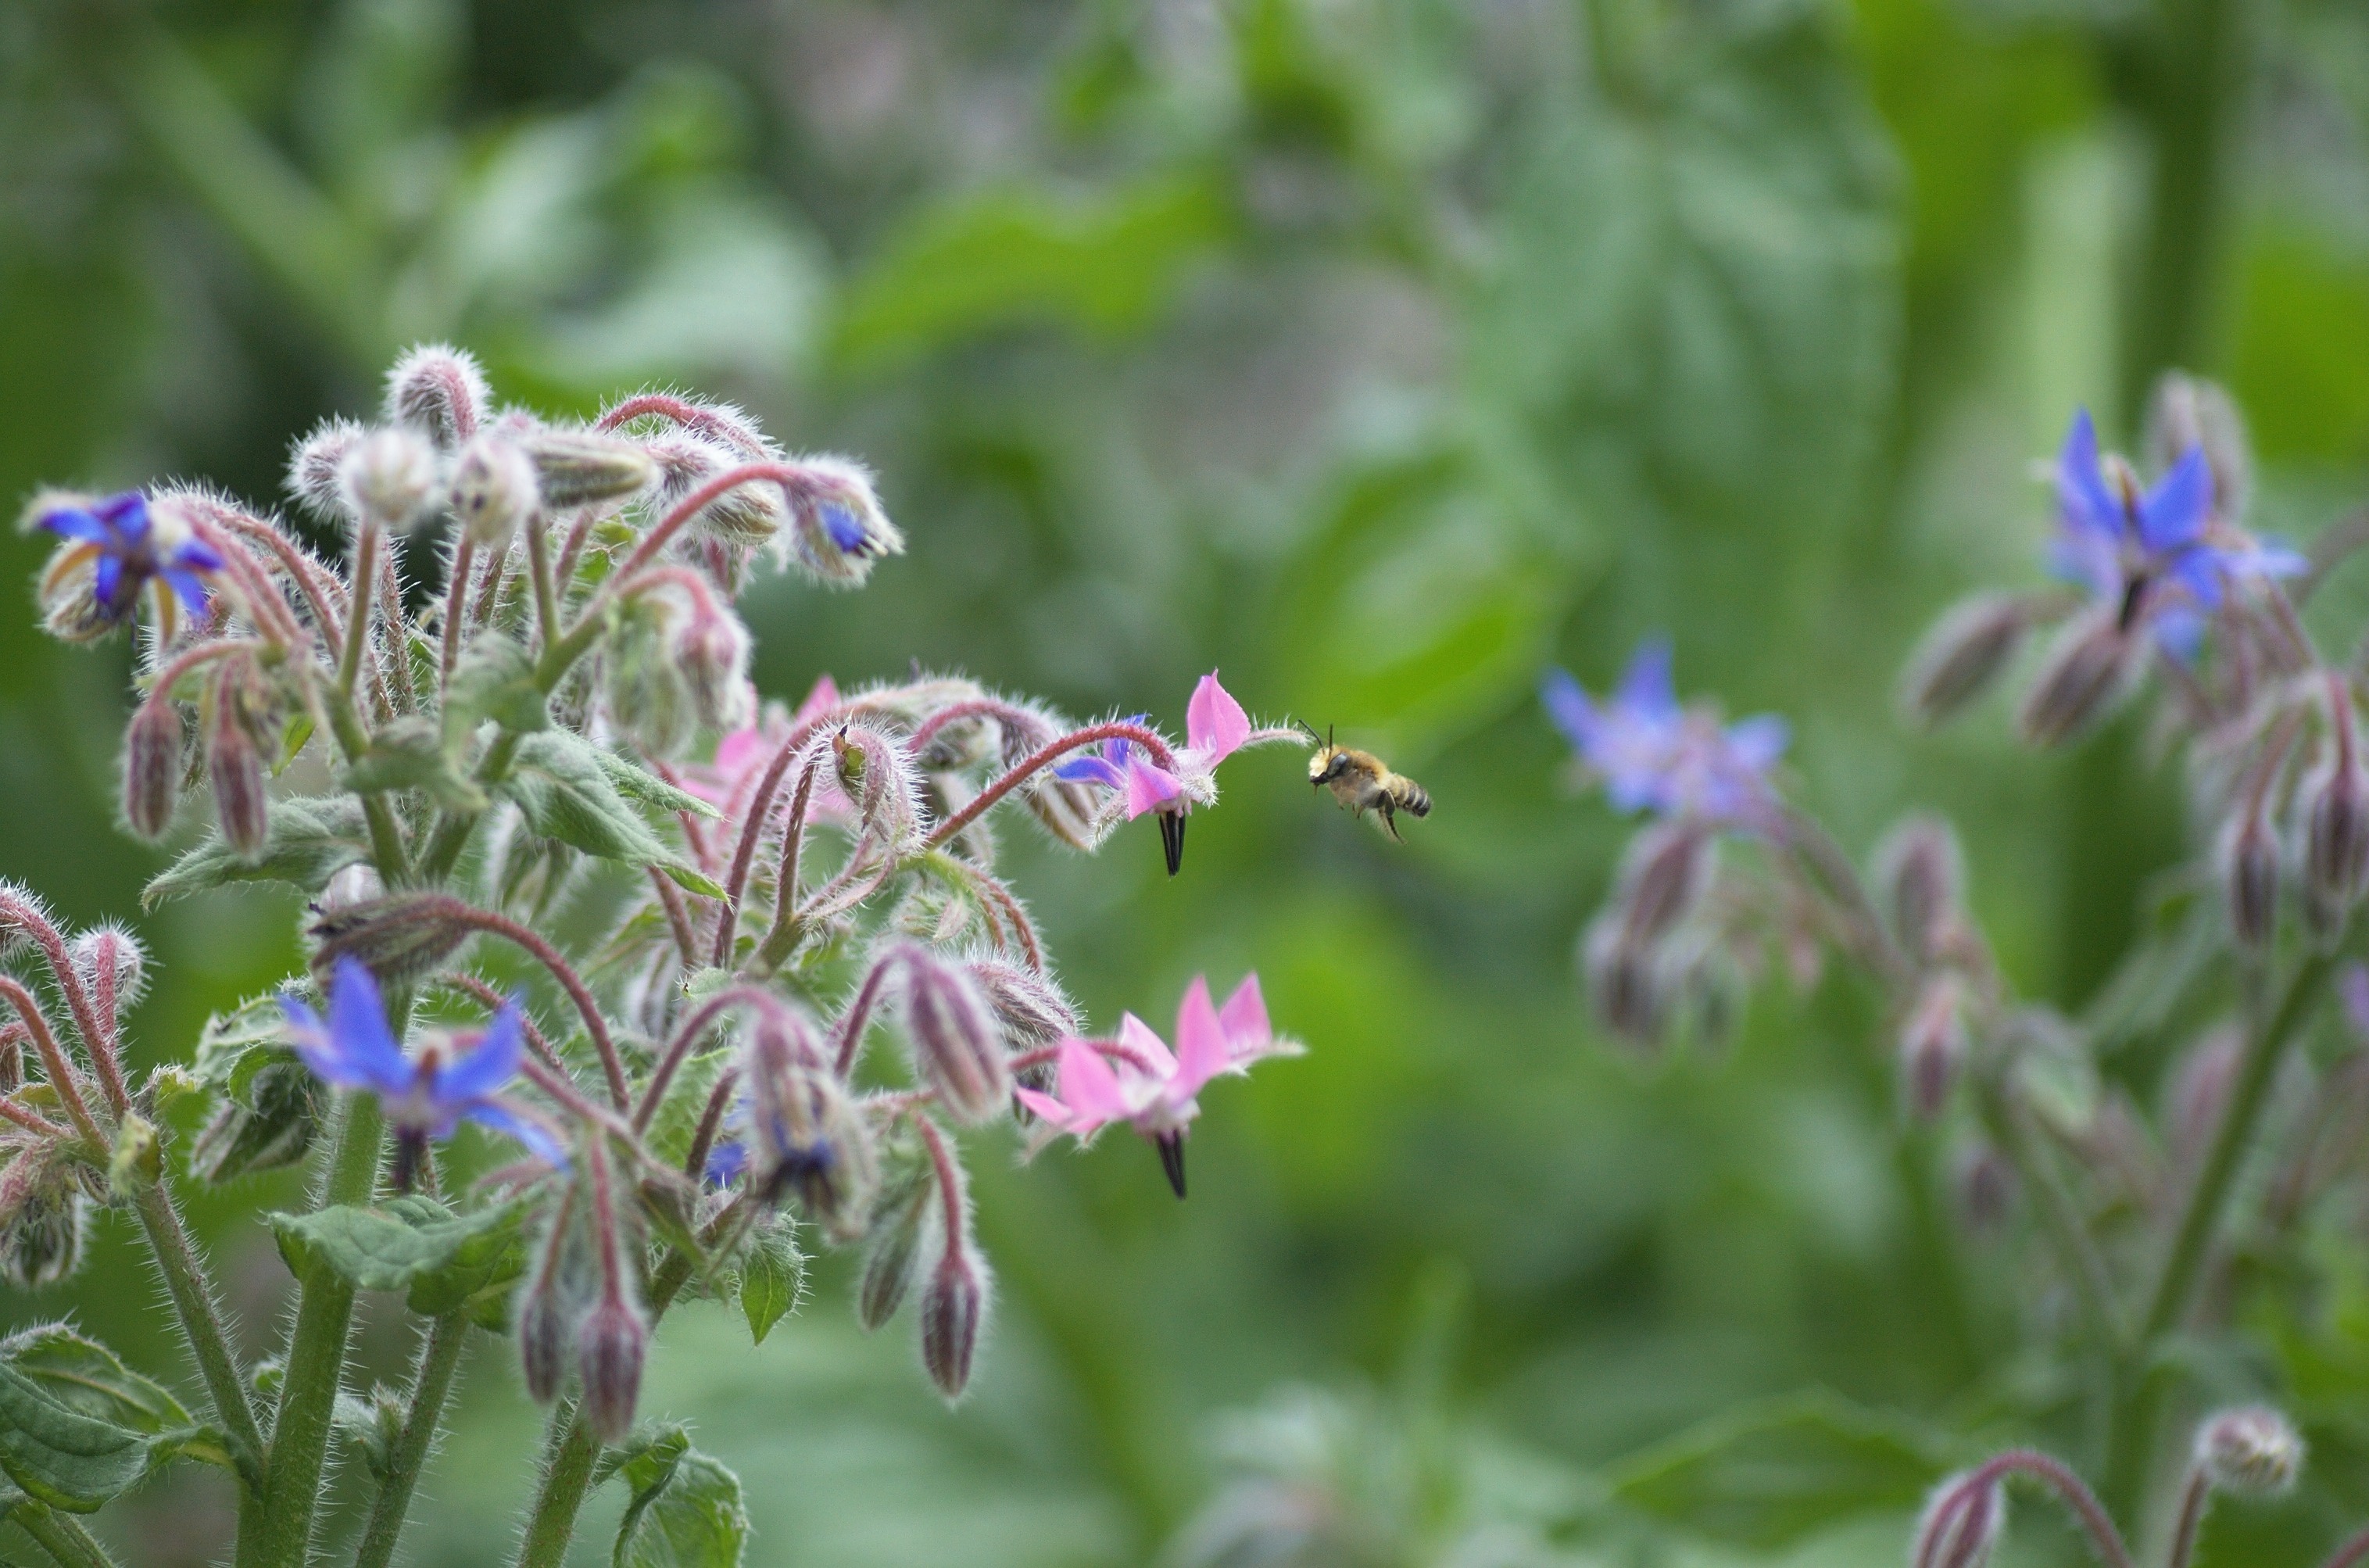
[1291,717,1325,745]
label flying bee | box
[1297,721,1431,841]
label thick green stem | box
[2099,946,2339,1523]
[129,1183,266,1483]
[11,1502,122,1568]
[351,1312,471,1568]
[245,1094,384,1568]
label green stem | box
[11,1502,122,1568]
[129,1183,267,1484]
[1979,1075,2127,1354]
[245,1094,385,1568]
[351,1312,471,1568]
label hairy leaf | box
[609,1424,750,1568]
[499,732,722,895]
[142,796,372,908]
[270,1197,524,1315]
[0,1326,199,1511]
[737,1220,804,1346]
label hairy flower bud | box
[603,600,693,757]
[2017,608,2138,747]
[1956,1145,2015,1233]
[1900,593,2034,728]
[2147,372,2250,524]
[447,434,540,548]
[1913,1472,2004,1568]
[1899,976,1967,1122]
[2306,695,2369,910]
[746,1012,879,1240]
[918,1239,988,1401]
[339,428,442,533]
[191,1058,324,1183]
[0,1155,88,1290]
[286,417,367,521]
[648,435,787,548]
[1874,816,1963,966]
[672,600,753,732]
[2195,1405,2303,1496]
[121,696,185,840]
[896,946,1009,1125]
[782,457,904,586]
[999,703,1101,850]
[1612,822,1709,947]
[857,1165,932,1331]
[73,925,146,1015]
[1583,919,1665,1049]
[832,724,924,851]
[523,428,657,507]
[966,956,1080,1053]
[2218,805,2278,947]
[574,1294,649,1444]
[204,674,270,857]
[385,343,490,449]
[306,892,473,988]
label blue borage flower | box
[282,957,564,1188]
[37,492,223,637]
[1543,637,1787,826]
[2049,409,2305,657]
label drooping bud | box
[2017,607,2139,747]
[1874,816,1964,966]
[72,926,147,1015]
[647,434,788,549]
[857,1162,932,1331]
[2306,680,2369,911]
[1900,593,2036,728]
[895,946,1009,1125]
[1898,976,1967,1122]
[285,417,367,521]
[1956,1145,2016,1233]
[1612,822,1709,947]
[918,1236,988,1402]
[603,598,693,757]
[522,428,657,508]
[832,724,924,851]
[671,600,753,732]
[306,892,474,988]
[0,1155,88,1290]
[446,434,540,549]
[2146,372,2251,524]
[384,343,490,449]
[965,956,1080,1054]
[516,1191,585,1404]
[1912,1470,2005,1568]
[782,456,904,586]
[339,427,442,533]
[2195,1405,2303,1496]
[121,696,185,841]
[204,669,270,857]
[1582,919,1665,1049]
[745,1009,879,1240]
[2217,804,2279,947]
[574,1294,649,1444]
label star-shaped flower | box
[1053,672,1254,873]
[37,492,222,640]
[1543,638,1787,825]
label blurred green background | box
[5,0,2369,1563]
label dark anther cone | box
[1155,1132,1187,1199]
[1159,812,1186,878]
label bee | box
[1297,721,1431,841]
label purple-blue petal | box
[38,508,109,544]
[2048,532,2122,603]
[172,538,225,573]
[704,1140,747,1187]
[1053,755,1128,791]
[326,957,416,1095]
[2167,547,2225,612]
[460,1101,569,1169]
[94,493,146,532]
[1724,714,1790,771]
[2057,410,2121,542]
[1616,638,1678,724]
[91,554,124,609]
[162,570,211,614]
[2138,446,2212,553]
[437,1001,524,1103]
[819,500,869,553]
[1541,668,1600,754]
[2151,604,2206,662]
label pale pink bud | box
[340,427,441,533]
[1874,816,1963,966]
[121,697,184,841]
[1898,977,1966,1122]
[999,703,1100,850]
[285,417,367,521]
[2306,729,2369,910]
[1912,1471,2004,1568]
[965,955,1080,1051]
[671,601,753,732]
[857,1172,932,1331]
[2195,1405,2303,1496]
[896,945,1008,1125]
[384,343,490,449]
[517,1273,573,1405]
[2017,608,2138,747]
[522,427,657,507]
[647,434,787,547]
[447,433,540,548]
[918,1241,988,1401]
[832,724,924,851]
[306,892,474,988]
[204,678,269,857]
[72,925,146,1014]
[1900,593,2034,728]
[574,1295,648,1443]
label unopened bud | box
[1000,705,1101,850]
[2017,608,2138,747]
[1913,1471,2004,1568]
[966,956,1080,1053]
[2146,372,2250,524]
[339,428,442,533]
[673,602,752,732]
[306,892,473,988]
[1957,1145,2015,1233]
[384,343,490,449]
[746,1013,879,1240]
[857,1166,932,1330]
[0,1157,88,1290]
[832,725,922,850]
[191,1058,323,1182]
[205,675,270,858]
[1900,593,2034,728]
[783,457,904,586]
[2306,729,2369,910]
[121,697,184,841]
[649,435,788,547]
[1612,822,1710,947]
[285,417,367,521]
[574,1295,649,1443]
[1875,817,1963,966]
[918,1241,988,1401]
[72,927,146,1014]
[2219,805,2279,947]
[1898,977,1966,1122]
[896,947,1008,1125]
[603,601,693,757]
[523,428,657,507]
[447,434,540,548]
[1583,919,1665,1049]
[2195,1405,2303,1496]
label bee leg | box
[1379,799,1401,842]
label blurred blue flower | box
[1543,638,1787,825]
[282,957,563,1183]
[38,492,221,625]
[2049,408,2303,654]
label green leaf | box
[341,716,489,810]
[142,796,372,908]
[446,634,549,739]
[609,1425,750,1568]
[332,1385,405,1481]
[596,750,720,820]
[1605,1391,1952,1550]
[499,732,717,893]
[0,1326,196,1512]
[270,1197,524,1311]
[736,1220,804,1346]
[830,174,1230,373]
[193,993,300,1092]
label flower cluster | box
[0,348,1308,1568]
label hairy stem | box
[11,1502,123,1568]
[130,1183,266,1482]
[922,721,1178,851]
[351,1311,471,1568]
[1977,1074,2127,1352]
[1967,1449,2135,1568]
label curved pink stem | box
[922,721,1179,850]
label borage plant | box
[1544,374,2369,1568]
[0,346,1304,1568]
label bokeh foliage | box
[5,0,2369,1563]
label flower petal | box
[1617,637,1678,724]
[1723,714,1790,772]
[1186,673,1251,762]
[1218,973,1271,1052]
[1053,1040,1129,1128]
[1173,976,1226,1097]
[1013,1086,1080,1129]
[161,569,212,615]
[2138,446,2212,553]
[38,508,108,544]
[460,1100,569,1169]
[1052,754,1128,791]
[1118,1011,1178,1079]
[1541,668,1600,755]
[438,999,525,1102]
[2056,409,2120,541]
[91,553,123,609]
[1123,759,1184,819]
[326,958,416,1094]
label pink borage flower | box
[1054,672,1268,874]
[1017,972,1301,1197]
